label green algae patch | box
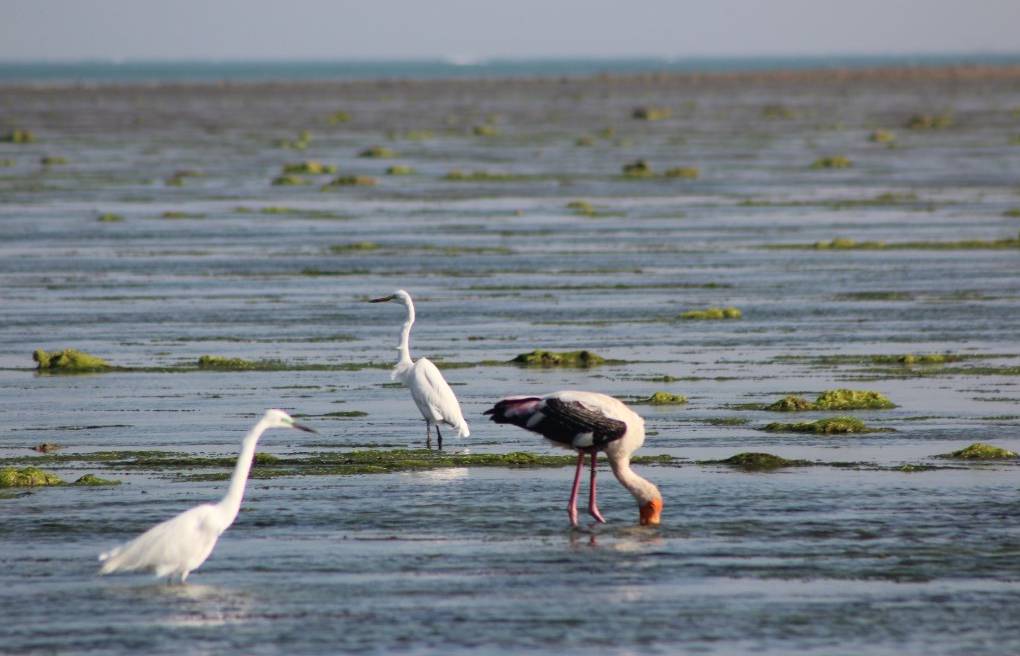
[896,464,938,473]
[165,169,203,187]
[664,166,699,179]
[706,452,810,470]
[622,159,653,178]
[764,389,895,412]
[680,307,741,320]
[566,200,595,215]
[632,106,671,121]
[386,164,415,175]
[97,212,124,223]
[327,111,351,124]
[810,156,853,169]
[282,160,336,175]
[322,175,377,188]
[272,174,309,186]
[472,124,499,136]
[703,417,749,426]
[869,129,896,143]
[937,442,1018,460]
[772,233,1020,250]
[73,474,120,486]
[765,395,814,412]
[906,113,952,130]
[160,211,204,219]
[2,129,36,143]
[0,467,63,487]
[634,392,688,405]
[277,130,311,150]
[1003,208,1020,218]
[40,156,68,166]
[444,170,519,182]
[358,146,396,159]
[815,388,896,410]
[194,355,293,371]
[762,105,796,120]
[511,350,607,367]
[34,348,110,373]
[764,416,879,434]
[329,241,379,253]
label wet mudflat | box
[1,68,1019,654]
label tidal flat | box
[1,66,1019,655]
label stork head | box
[639,496,663,526]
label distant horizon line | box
[2,51,1019,65]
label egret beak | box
[368,295,396,303]
[639,498,662,526]
[290,422,317,433]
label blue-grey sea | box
[1,61,1019,654]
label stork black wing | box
[536,398,628,448]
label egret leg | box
[567,452,584,527]
[588,451,606,523]
[425,422,432,449]
[436,425,443,450]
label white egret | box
[98,409,315,583]
[485,391,662,527]
[368,290,469,449]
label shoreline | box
[3,63,1020,92]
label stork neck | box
[396,297,416,367]
[217,419,268,526]
[609,457,660,506]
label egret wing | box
[409,358,468,432]
[99,504,222,577]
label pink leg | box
[567,452,584,527]
[589,451,606,523]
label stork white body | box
[485,391,662,527]
[98,409,314,582]
[370,290,469,449]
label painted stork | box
[484,391,662,527]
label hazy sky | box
[2,0,1018,61]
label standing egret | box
[368,290,469,449]
[484,391,662,527]
[98,409,315,582]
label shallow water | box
[1,73,1019,655]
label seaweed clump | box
[73,474,120,486]
[764,389,896,411]
[277,130,311,150]
[0,467,63,487]
[664,166,699,179]
[33,348,110,372]
[444,170,517,182]
[622,159,653,178]
[322,175,377,188]
[906,114,952,130]
[814,389,896,410]
[386,165,414,175]
[937,443,1018,460]
[472,124,499,136]
[764,416,873,434]
[97,213,124,222]
[1,129,36,143]
[811,156,853,169]
[762,105,796,120]
[566,200,597,216]
[272,174,309,186]
[197,355,258,370]
[358,146,396,159]
[41,156,68,166]
[869,129,896,143]
[327,111,351,124]
[705,452,809,470]
[635,392,688,405]
[511,350,607,367]
[282,161,336,175]
[765,395,814,412]
[632,106,671,121]
[680,307,741,320]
